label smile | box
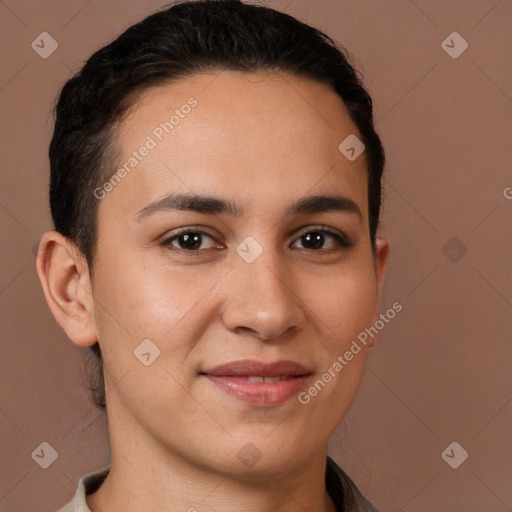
[200,359,312,406]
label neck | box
[86,396,338,512]
[87,437,337,512]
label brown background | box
[0,0,510,510]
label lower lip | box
[203,375,309,406]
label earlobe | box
[36,231,98,347]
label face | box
[79,71,387,476]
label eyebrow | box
[135,192,362,221]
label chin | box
[214,436,316,480]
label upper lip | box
[201,359,311,377]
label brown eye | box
[292,228,352,251]
[299,231,325,250]
[161,230,220,252]
[174,232,203,250]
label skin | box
[37,70,389,512]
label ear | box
[36,231,98,346]
[366,237,390,348]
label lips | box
[200,359,311,406]
[202,359,310,377]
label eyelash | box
[159,225,353,255]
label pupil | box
[303,231,323,249]
[180,233,201,250]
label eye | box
[159,225,353,256]
[291,227,352,251]
[160,229,221,253]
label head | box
[37,0,388,476]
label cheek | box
[310,260,378,349]
[299,259,378,417]
[90,249,225,360]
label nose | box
[220,247,306,341]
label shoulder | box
[326,456,380,512]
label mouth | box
[200,359,312,406]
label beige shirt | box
[56,465,110,512]
[56,457,378,511]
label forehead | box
[103,70,368,220]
